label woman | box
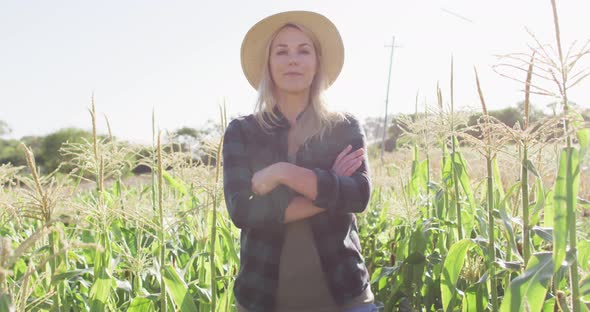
[223,10,378,312]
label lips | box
[284,72,302,76]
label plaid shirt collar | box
[263,105,306,130]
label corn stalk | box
[474,68,499,311]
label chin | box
[277,83,312,94]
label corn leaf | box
[127,297,155,312]
[89,276,113,312]
[441,238,477,312]
[500,252,553,312]
[553,148,580,274]
[0,294,14,312]
[573,112,589,158]
[462,282,488,312]
[162,264,198,311]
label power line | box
[440,7,475,24]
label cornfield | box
[1,1,589,311]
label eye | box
[276,50,287,55]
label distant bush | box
[0,128,93,174]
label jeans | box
[343,303,380,312]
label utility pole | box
[381,36,400,164]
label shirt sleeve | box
[311,114,372,214]
[222,118,292,229]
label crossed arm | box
[252,145,366,223]
[222,117,371,229]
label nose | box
[288,55,299,66]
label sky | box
[1,0,589,144]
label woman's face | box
[269,26,318,95]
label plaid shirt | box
[222,106,372,312]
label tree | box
[362,116,386,144]
[0,120,11,137]
[39,128,93,173]
[490,107,524,129]
[362,115,403,151]
[387,117,403,151]
[0,139,25,166]
[516,100,544,124]
[172,126,204,153]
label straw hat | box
[240,10,344,90]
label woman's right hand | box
[331,145,364,177]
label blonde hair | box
[253,23,347,151]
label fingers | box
[251,174,260,195]
[251,182,268,196]
[335,146,363,165]
[333,147,363,169]
[334,145,352,166]
[332,146,365,176]
[251,170,268,196]
[341,155,364,176]
[339,148,364,168]
[343,161,362,176]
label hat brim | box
[241,10,344,90]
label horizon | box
[1,100,577,147]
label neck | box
[276,90,310,127]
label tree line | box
[1,103,587,175]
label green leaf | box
[163,171,188,196]
[524,159,541,179]
[579,240,590,272]
[530,179,546,226]
[441,239,477,312]
[370,265,401,284]
[580,274,590,302]
[496,259,522,271]
[542,298,556,312]
[405,252,426,264]
[410,145,429,198]
[492,158,505,197]
[89,234,113,312]
[442,152,453,188]
[218,225,239,265]
[116,279,132,293]
[462,282,488,312]
[497,181,523,261]
[451,152,476,234]
[52,268,94,283]
[544,190,555,228]
[500,252,554,312]
[0,293,14,312]
[113,179,121,198]
[553,148,579,273]
[89,276,114,312]
[573,112,589,158]
[127,297,155,312]
[532,226,553,243]
[194,285,212,304]
[453,152,476,209]
[162,264,199,311]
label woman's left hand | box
[251,163,284,196]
